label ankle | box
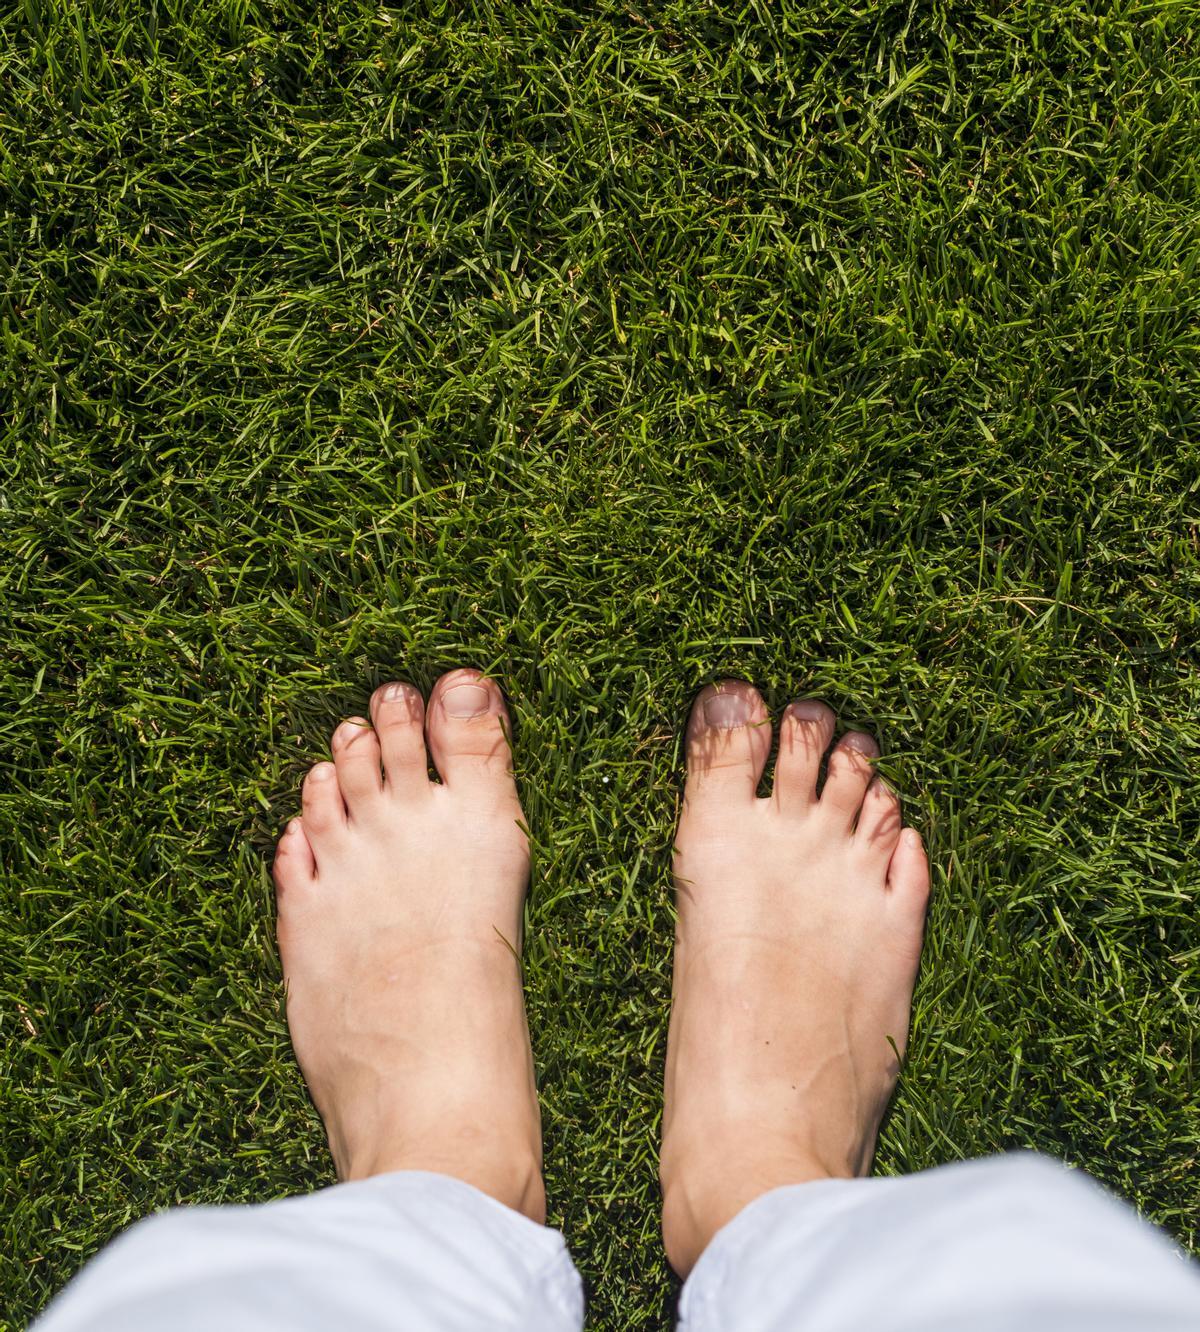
[340,1133,546,1224]
[660,1137,836,1276]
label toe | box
[331,717,383,815]
[773,699,835,811]
[820,729,879,827]
[684,680,772,804]
[370,681,430,797]
[887,827,931,919]
[856,777,903,861]
[425,669,518,795]
[273,817,316,888]
[302,760,347,837]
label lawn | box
[3,0,1199,1326]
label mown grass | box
[3,0,1199,1326]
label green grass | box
[3,0,1200,1325]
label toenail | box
[377,684,417,721]
[309,762,336,781]
[841,731,877,753]
[788,699,830,723]
[703,692,752,729]
[442,682,490,718]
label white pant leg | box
[680,1152,1200,1332]
[35,1171,583,1332]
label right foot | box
[660,682,930,1275]
[272,669,545,1221]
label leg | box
[37,669,583,1332]
[662,681,1200,1329]
[678,1153,1200,1332]
[35,1173,580,1332]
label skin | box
[660,681,930,1274]
[273,672,929,1275]
[272,669,544,1220]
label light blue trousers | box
[36,1154,1200,1331]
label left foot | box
[272,669,545,1221]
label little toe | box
[820,730,879,827]
[684,681,772,805]
[370,681,431,798]
[856,777,903,862]
[426,669,518,796]
[773,699,835,812]
[273,817,316,890]
[302,760,347,838]
[888,827,932,927]
[331,717,383,816]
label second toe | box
[370,682,431,798]
[773,699,836,812]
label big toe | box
[684,680,772,805]
[425,669,518,796]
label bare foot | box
[660,681,930,1275]
[272,668,544,1221]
